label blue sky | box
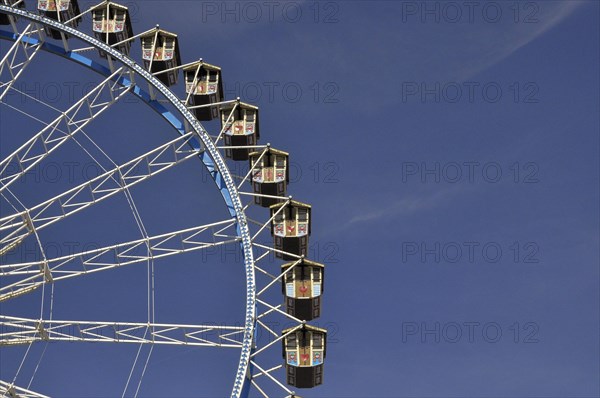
[0,0,599,397]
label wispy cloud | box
[334,185,464,232]
[345,197,425,225]
[456,1,586,80]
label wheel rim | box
[0,5,256,397]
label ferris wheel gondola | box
[37,0,81,39]
[0,2,330,397]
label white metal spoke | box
[256,259,301,297]
[0,23,43,101]
[0,381,50,398]
[236,147,266,190]
[250,361,294,396]
[239,192,289,202]
[0,6,298,397]
[250,199,290,242]
[256,319,278,339]
[0,131,203,253]
[216,145,266,150]
[62,2,94,26]
[252,242,302,261]
[0,316,244,348]
[253,250,271,264]
[0,67,133,193]
[251,321,300,359]
[0,219,238,302]
[213,102,238,145]
[183,60,202,106]
[254,265,277,280]
[251,364,283,380]
[218,330,246,346]
[249,380,269,398]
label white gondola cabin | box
[270,200,311,260]
[38,0,81,39]
[184,61,223,121]
[250,148,289,207]
[0,0,25,25]
[282,325,327,388]
[91,1,133,58]
[221,102,260,161]
[141,29,181,87]
[282,259,324,321]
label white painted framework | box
[0,131,200,255]
[0,315,245,347]
[0,380,49,398]
[0,3,318,398]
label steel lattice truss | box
[0,381,50,398]
[0,219,239,301]
[0,4,323,398]
[0,24,43,102]
[0,65,133,193]
[0,316,245,347]
[0,131,204,255]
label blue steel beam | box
[0,5,255,397]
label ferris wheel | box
[0,1,329,397]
